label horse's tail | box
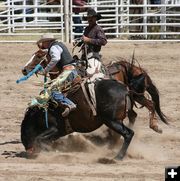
[146,75,169,125]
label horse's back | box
[95,79,128,98]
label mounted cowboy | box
[77,8,107,77]
[35,33,78,117]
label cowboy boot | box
[51,91,76,117]
[62,103,77,117]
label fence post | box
[69,0,73,43]
[143,0,148,39]
[23,0,26,29]
[161,0,166,39]
[7,0,11,33]
[64,0,69,43]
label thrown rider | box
[76,8,107,77]
[35,34,78,117]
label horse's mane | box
[111,56,149,75]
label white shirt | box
[45,44,63,73]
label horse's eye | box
[36,55,42,59]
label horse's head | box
[22,49,49,76]
[21,106,59,156]
[21,107,42,153]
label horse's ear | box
[131,48,136,66]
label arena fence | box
[0,0,179,43]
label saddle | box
[60,76,97,116]
[105,61,127,84]
[106,60,126,75]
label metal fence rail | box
[0,0,179,42]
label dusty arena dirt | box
[0,42,180,181]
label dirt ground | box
[0,42,180,181]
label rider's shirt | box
[83,24,107,53]
[45,45,63,72]
[45,41,74,72]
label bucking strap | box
[81,79,97,116]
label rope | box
[16,64,43,84]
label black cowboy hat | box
[83,8,102,21]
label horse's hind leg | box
[134,95,162,133]
[104,120,134,160]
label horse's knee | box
[125,127,134,141]
[120,123,134,141]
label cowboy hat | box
[83,8,102,21]
[37,33,56,44]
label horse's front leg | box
[134,95,162,133]
[35,126,59,145]
[104,120,134,160]
[27,126,59,156]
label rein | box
[16,64,43,84]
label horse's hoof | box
[152,126,163,134]
[97,158,116,164]
[26,147,39,159]
[114,154,124,160]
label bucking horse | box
[22,46,169,134]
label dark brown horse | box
[21,78,134,160]
[22,50,168,133]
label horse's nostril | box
[22,69,27,75]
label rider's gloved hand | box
[82,35,91,43]
[73,37,83,47]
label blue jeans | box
[150,0,161,4]
[51,91,75,106]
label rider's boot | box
[51,91,76,117]
[61,103,76,117]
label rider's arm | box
[90,27,107,46]
[44,45,63,73]
[83,26,107,46]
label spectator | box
[81,8,107,59]
[77,8,107,76]
[73,0,87,38]
[150,0,161,4]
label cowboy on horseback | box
[36,34,77,117]
[75,8,107,77]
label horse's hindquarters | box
[95,79,129,121]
